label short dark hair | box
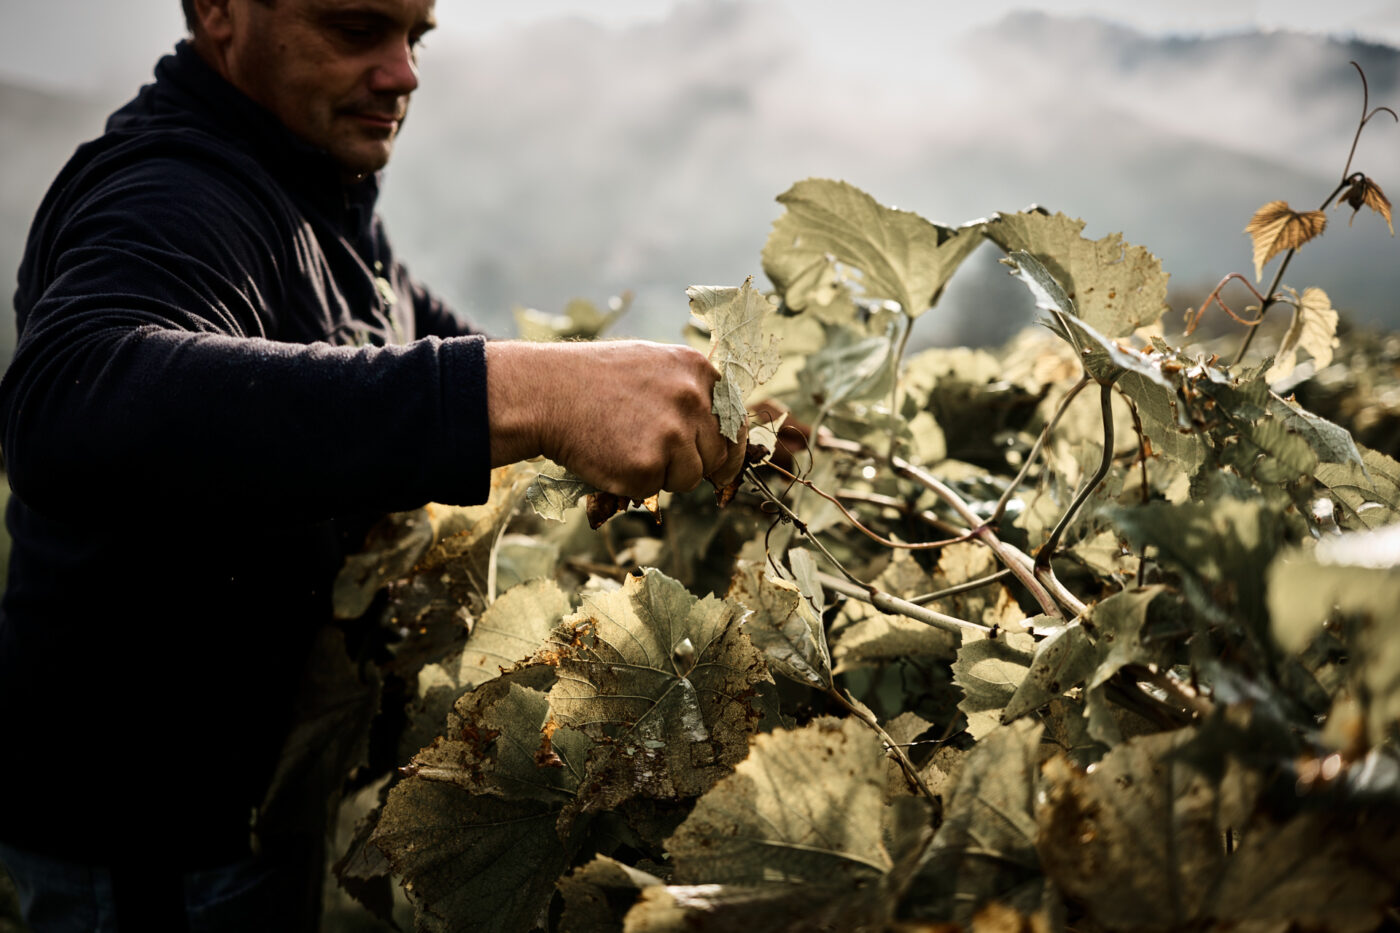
[182,0,274,34]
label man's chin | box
[334,142,394,181]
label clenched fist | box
[485,340,747,500]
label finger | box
[662,443,706,494]
[709,421,748,488]
[695,417,730,481]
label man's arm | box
[2,159,741,522]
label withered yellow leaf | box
[1267,286,1339,383]
[1244,201,1327,281]
[1339,175,1393,235]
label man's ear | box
[189,0,234,43]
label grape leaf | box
[404,680,591,802]
[952,629,1036,739]
[1108,482,1281,634]
[1314,443,1400,530]
[457,579,573,688]
[1265,393,1363,468]
[374,682,594,933]
[687,277,781,442]
[795,323,895,414]
[546,568,771,810]
[334,463,532,618]
[1036,728,1399,932]
[401,579,572,759]
[526,461,595,522]
[1339,174,1393,234]
[623,880,876,933]
[1035,729,1234,932]
[1268,525,1400,745]
[1244,200,1327,282]
[761,178,983,318]
[1267,286,1339,383]
[985,211,1169,337]
[665,717,894,886]
[907,720,1047,926]
[1208,807,1400,932]
[727,560,831,689]
[831,599,958,674]
[1084,585,1170,690]
[557,856,662,933]
[1002,251,1177,396]
[373,781,572,933]
[1003,621,1098,722]
[514,292,631,341]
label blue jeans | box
[0,836,322,932]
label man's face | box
[216,0,435,178]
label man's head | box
[187,0,435,179]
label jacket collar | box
[113,40,381,230]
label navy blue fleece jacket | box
[0,41,490,862]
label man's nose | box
[369,38,420,96]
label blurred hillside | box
[1,6,1397,357]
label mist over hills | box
[2,5,1397,358]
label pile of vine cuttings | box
[328,173,1400,933]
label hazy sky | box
[3,0,1398,98]
[2,0,1396,345]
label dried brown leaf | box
[1244,200,1327,281]
[1339,175,1394,235]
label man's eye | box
[332,22,379,44]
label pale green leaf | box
[1267,286,1339,383]
[952,629,1036,739]
[457,579,573,688]
[907,720,1046,925]
[1003,621,1098,722]
[1268,526,1400,745]
[623,881,876,933]
[547,569,771,807]
[985,211,1169,337]
[787,547,825,617]
[728,560,831,689]
[1035,730,1230,932]
[495,533,561,593]
[666,716,893,885]
[761,178,983,317]
[334,464,533,618]
[1003,252,1176,396]
[1314,444,1400,530]
[1084,585,1170,689]
[557,856,662,933]
[687,277,781,441]
[795,324,894,414]
[514,292,630,342]
[1265,395,1363,468]
[832,599,958,674]
[1108,486,1280,631]
[526,461,596,522]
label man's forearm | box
[484,340,745,500]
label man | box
[0,0,744,927]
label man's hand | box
[485,340,746,500]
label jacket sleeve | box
[0,156,492,524]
